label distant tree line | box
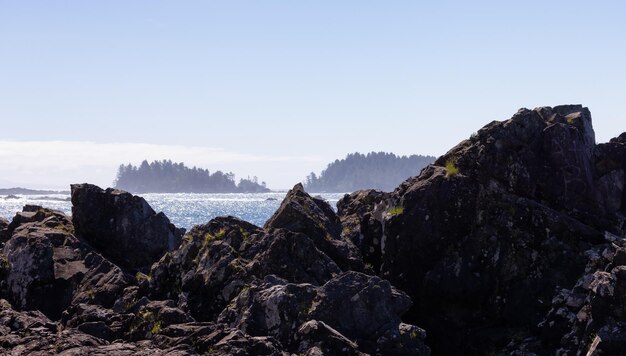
[305,152,435,192]
[114,160,270,193]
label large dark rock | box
[148,216,343,322]
[218,273,429,355]
[337,189,391,273]
[265,183,365,271]
[339,105,626,354]
[0,217,8,243]
[145,211,429,354]
[147,217,262,321]
[2,206,131,320]
[0,298,109,354]
[71,183,184,270]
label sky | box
[1,1,625,190]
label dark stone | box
[2,206,131,321]
[148,217,342,323]
[337,189,390,273]
[218,272,428,355]
[0,298,108,354]
[0,217,8,243]
[71,183,185,270]
[3,207,83,320]
[265,183,365,272]
[340,105,625,354]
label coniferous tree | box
[113,159,270,193]
[304,152,435,192]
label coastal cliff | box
[0,105,624,355]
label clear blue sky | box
[1,1,625,189]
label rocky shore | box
[0,105,624,355]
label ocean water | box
[0,192,347,230]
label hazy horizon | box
[1,1,624,190]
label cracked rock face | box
[339,105,626,354]
[71,184,185,270]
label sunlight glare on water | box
[0,192,346,229]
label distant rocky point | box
[0,187,70,195]
[0,105,624,355]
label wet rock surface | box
[1,105,624,355]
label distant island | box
[0,187,70,195]
[114,160,270,193]
[304,152,435,192]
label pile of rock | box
[0,183,427,355]
[338,105,626,354]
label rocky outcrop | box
[0,186,427,355]
[145,207,424,354]
[218,272,428,355]
[339,105,626,354]
[0,298,110,354]
[0,217,8,243]
[71,184,184,270]
[337,189,391,272]
[265,183,366,271]
[2,205,131,320]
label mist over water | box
[0,192,346,229]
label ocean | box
[0,192,347,230]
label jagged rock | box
[595,132,626,219]
[337,189,391,272]
[247,229,342,285]
[72,251,131,308]
[219,272,429,355]
[127,300,194,341]
[265,183,365,271]
[147,217,258,321]
[146,213,429,354]
[3,206,83,319]
[71,184,184,270]
[0,298,109,354]
[5,204,72,237]
[2,206,131,321]
[62,303,134,341]
[340,105,625,354]
[0,217,8,243]
[148,217,343,322]
[537,234,626,354]
[295,320,364,356]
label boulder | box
[0,298,109,354]
[71,184,184,270]
[219,272,429,355]
[148,217,342,322]
[339,105,625,354]
[265,183,365,271]
[0,217,8,243]
[147,217,259,321]
[2,205,131,321]
[3,206,84,319]
[337,189,391,272]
